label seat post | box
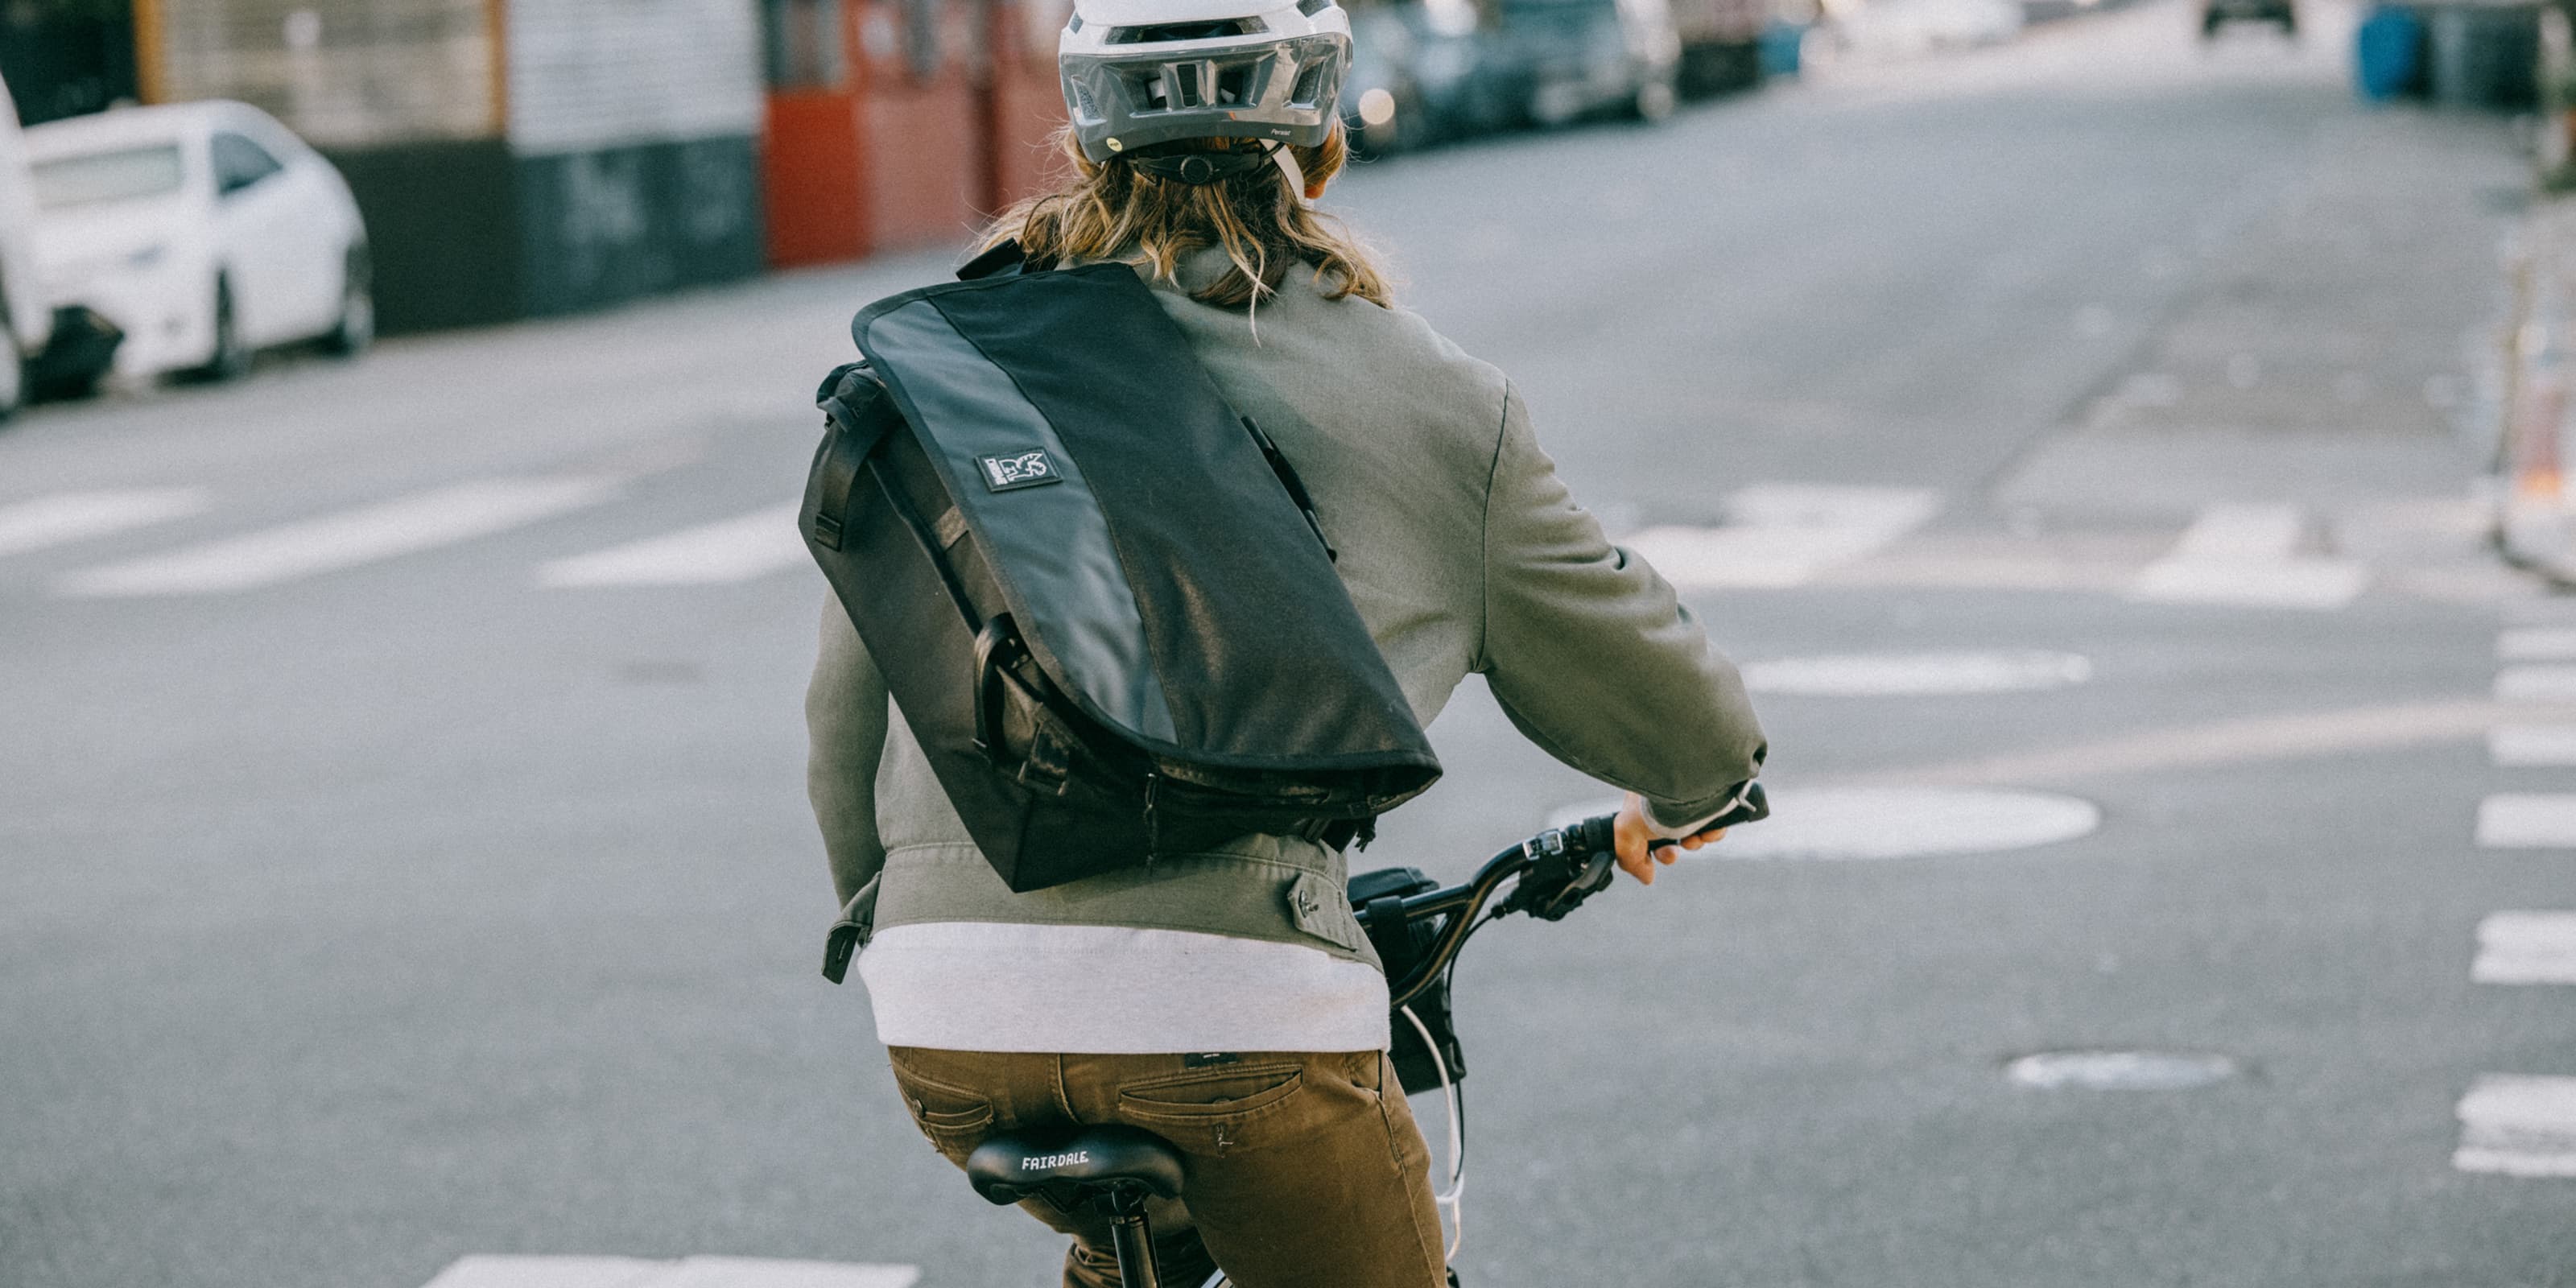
[1103,1184,1162,1288]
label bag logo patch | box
[977,450,1063,492]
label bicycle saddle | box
[965,1125,1187,1210]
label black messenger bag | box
[799,252,1443,897]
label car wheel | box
[192,275,250,383]
[321,246,373,357]
[1629,73,1678,122]
[0,306,23,425]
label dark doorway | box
[1,0,138,126]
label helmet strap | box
[1269,141,1307,201]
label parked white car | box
[1812,0,2021,60]
[0,72,55,419]
[25,100,370,383]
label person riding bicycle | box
[803,0,1767,1280]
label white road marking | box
[419,1255,919,1288]
[2500,627,2576,661]
[58,478,615,597]
[0,489,208,559]
[1844,697,2571,788]
[539,502,807,587]
[2006,1051,2239,1090]
[2472,912,2576,985]
[2164,503,2305,560]
[2496,666,2576,703]
[2454,1075,2576,1177]
[1624,483,1940,590]
[1547,786,2099,860]
[2475,794,2576,848]
[2490,724,2576,766]
[1740,650,2091,696]
[2126,503,2366,609]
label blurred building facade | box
[2,0,1072,333]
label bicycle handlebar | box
[1363,782,1768,1010]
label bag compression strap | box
[1241,418,1335,562]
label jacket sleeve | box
[807,598,891,907]
[1475,382,1766,828]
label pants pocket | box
[887,1051,1000,1158]
[1115,1061,1310,1157]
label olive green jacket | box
[807,254,1766,970]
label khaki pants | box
[887,1046,1449,1288]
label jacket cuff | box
[1645,782,1753,838]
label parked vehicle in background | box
[26,100,371,385]
[1806,0,2021,60]
[0,71,53,419]
[1667,0,1768,95]
[1342,0,1522,151]
[2199,0,2293,36]
[1488,0,1683,126]
[1346,3,1435,155]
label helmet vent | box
[1216,64,1256,105]
[1287,59,1327,107]
[1296,0,1330,14]
[1105,18,1265,43]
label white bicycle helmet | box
[1059,0,1352,187]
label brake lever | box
[1497,817,1620,922]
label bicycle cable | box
[1398,900,1504,1264]
[1399,1001,1467,1261]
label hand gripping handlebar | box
[1364,783,1768,1010]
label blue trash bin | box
[1759,20,1806,78]
[2356,5,2425,101]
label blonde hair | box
[981,126,1393,309]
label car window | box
[211,132,284,197]
[29,144,186,211]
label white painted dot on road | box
[2006,1050,2240,1091]
[0,488,207,559]
[1548,786,2099,861]
[2454,1075,2576,1178]
[2500,627,2576,661]
[420,1255,920,1288]
[1740,650,2091,696]
[539,502,807,587]
[2496,666,2576,703]
[2472,912,2576,985]
[2489,724,2576,767]
[2476,794,2576,848]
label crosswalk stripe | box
[2500,627,2576,661]
[2475,793,2576,848]
[0,489,207,559]
[2489,724,2576,766]
[2496,666,2576,703]
[1624,484,1940,591]
[2454,1075,2576,1177]
[2125,503,2366,609]
[420,1256,919,1288]
[538,502,806,588]
[57,478,615,597]
[2472,912,2576,984]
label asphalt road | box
[6,3,2570,1285]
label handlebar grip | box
[1644,782,1769,849]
